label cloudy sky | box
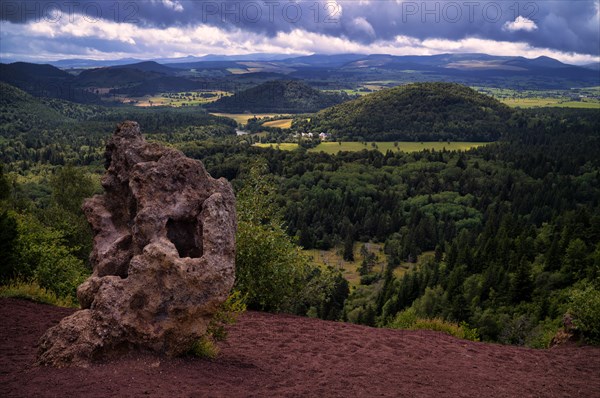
[1,0,599,64]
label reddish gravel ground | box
[1,298,599,398]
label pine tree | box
[510,259,533,304]
[343,233,354,262]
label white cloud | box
[27,16,138,45]
[350,17,375,38]
[503,16,539,32]
[162,0,184,12]
[1,17,598,65]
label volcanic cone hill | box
[310,82,514,141]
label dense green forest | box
[0,82,237,169]
[308,82,514,141]
[181,107,600,346]
[206,80,351,113]
[1,80,599,347]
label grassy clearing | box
[226,68,250,74]
[310,142,489,154]
[473,86,600,109]
[262,119,293,129]
[254,142,489,153]
[305,243,385,288]
[502,98,600,109]
[124,91,231,107]
[323,89,373,96]
[0,280,77,308]
[254,143,299,150]
[211,113,290,125]
[362,84,388,91]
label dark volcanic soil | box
[1,298,599,397]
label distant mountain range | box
[582,62,600,71]
[33,54,303,69]
[25,52,594,71]
[1,53,598,105]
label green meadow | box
[255,142,489,153]
[502,98,600,109]
[211,113,291,125]
[262,119,293,129]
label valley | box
[2,1,600,394]
[1,53,599,352]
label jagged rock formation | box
[38,121,236,367]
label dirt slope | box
[1,298,599,397]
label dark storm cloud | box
[1,0,598,56]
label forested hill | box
[205,80,351,113]
[309,82,514,141]
[0,62,101,104]
[0,81,237,166]
[0,82,81,133]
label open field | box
[210,113,290,125]
[254,143,299,150]
[262,119,293,129]
[254,141,489,153]
[362,84,389,91]
[305,243,385,288]
[310,142,489,154]
[501,98,600,109]
[123,91,231,107]
[226,68,250,74]
[473,86,600,109]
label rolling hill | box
[76,67,165,87]
[75,61,179,86]
[110,61,177,75]
[0,82,79,134]
[0,62,101,104]
[310,82,514,141]
[205,80,351,113]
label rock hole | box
[130,292,147,310]
[166,217,203,258]
[128,197,138,224]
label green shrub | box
[389,307,418,329]
[188,336,219,359]
[236,219,311,312]
[235,162,311,312]
[389,308,479,341]
[206,290,247,342]
[188,290,247,359]
[525,318,562,349]
[299,266,349,320]
[569,285,600,344]
[14,212,89,299]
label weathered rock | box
[38,121,236,367]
